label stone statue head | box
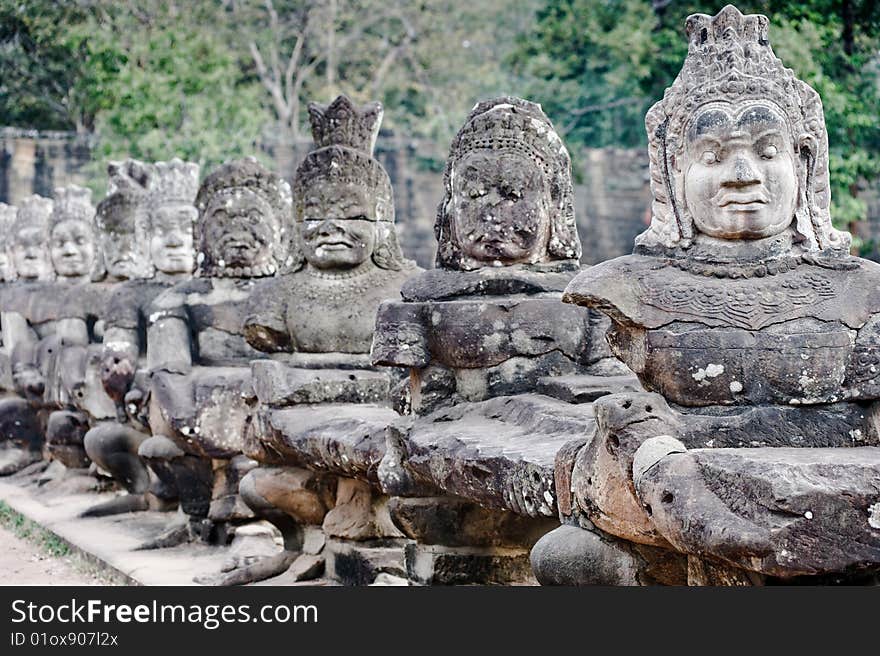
[11,195,54,282]
[147,158,200,276]
[435,96,580,271]
[636,4,849,254]
[288,95,410,273]
[194,157,292,278]
[49,185,101,281]
[0,203,17,282]
[96,159,154,281]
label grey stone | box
[530,525,640,585]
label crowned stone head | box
[288,95,410,273]
[50,185,100,280]
[96,159,154,280]
[11,195,54,281]
[435,96,580,271]
[195,157,292,278]
[147,158,200,276]
[636,4,848,256]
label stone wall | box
[1,127,654,268]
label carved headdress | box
[12,195,53,241]
[288,94,410,271]
[435,96,580,270]
[149,158,200,212]
[96,159,154,279]
[50,185,95,231]
[195,157,292,277]
[637,4,849,253]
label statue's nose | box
[485,189,503,207]
[723,155,761,187]
[317,218,342,235]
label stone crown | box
[51,185,95,229]
[454,96,569,178]
[13,195,53,235]
[97,159,153,231]
[308,95,383,157]
[150,158,200,206]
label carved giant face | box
[12,228,52,281]
[102,210,146,280]
[151,204,196,274]
[50,219,96,278]
[683,103,797,240]
[300,182,376,270]
[451,152,550,264]
[202,190,275,270]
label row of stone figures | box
[2,5,879,585]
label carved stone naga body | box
[534,5,880,585]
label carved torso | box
[246,265,415,354]
[565,253,880,406]
[373,266,616,413]
[150,277,267,366]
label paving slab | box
[0,475,306,586]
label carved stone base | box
[324,537,408,585]
[406,543,535,585]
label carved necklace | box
[666,254,805,279]
[298,265,391,302]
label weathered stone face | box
[102,224,143,280]
[49,186,98,281]
[11,226,52,282]
[202,190,275,271]
[150,204,196,275]
[683,103,797,241]
[194,158,289,279]
[299,181,377,271]
[450,152,550,265]
[50,219,96,279]
[435,97,581,270]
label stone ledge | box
[0,479,302,586]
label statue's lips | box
[314,240,354,251]
[716,192,769,210]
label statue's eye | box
[701,150,719,165]
[468,187,484,198]
[248,210,262,224]
[760,144,778,159]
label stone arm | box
[242,279,293,353]
[1,312,45,399]
[146,306,193,374]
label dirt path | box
[0,524,112,586]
